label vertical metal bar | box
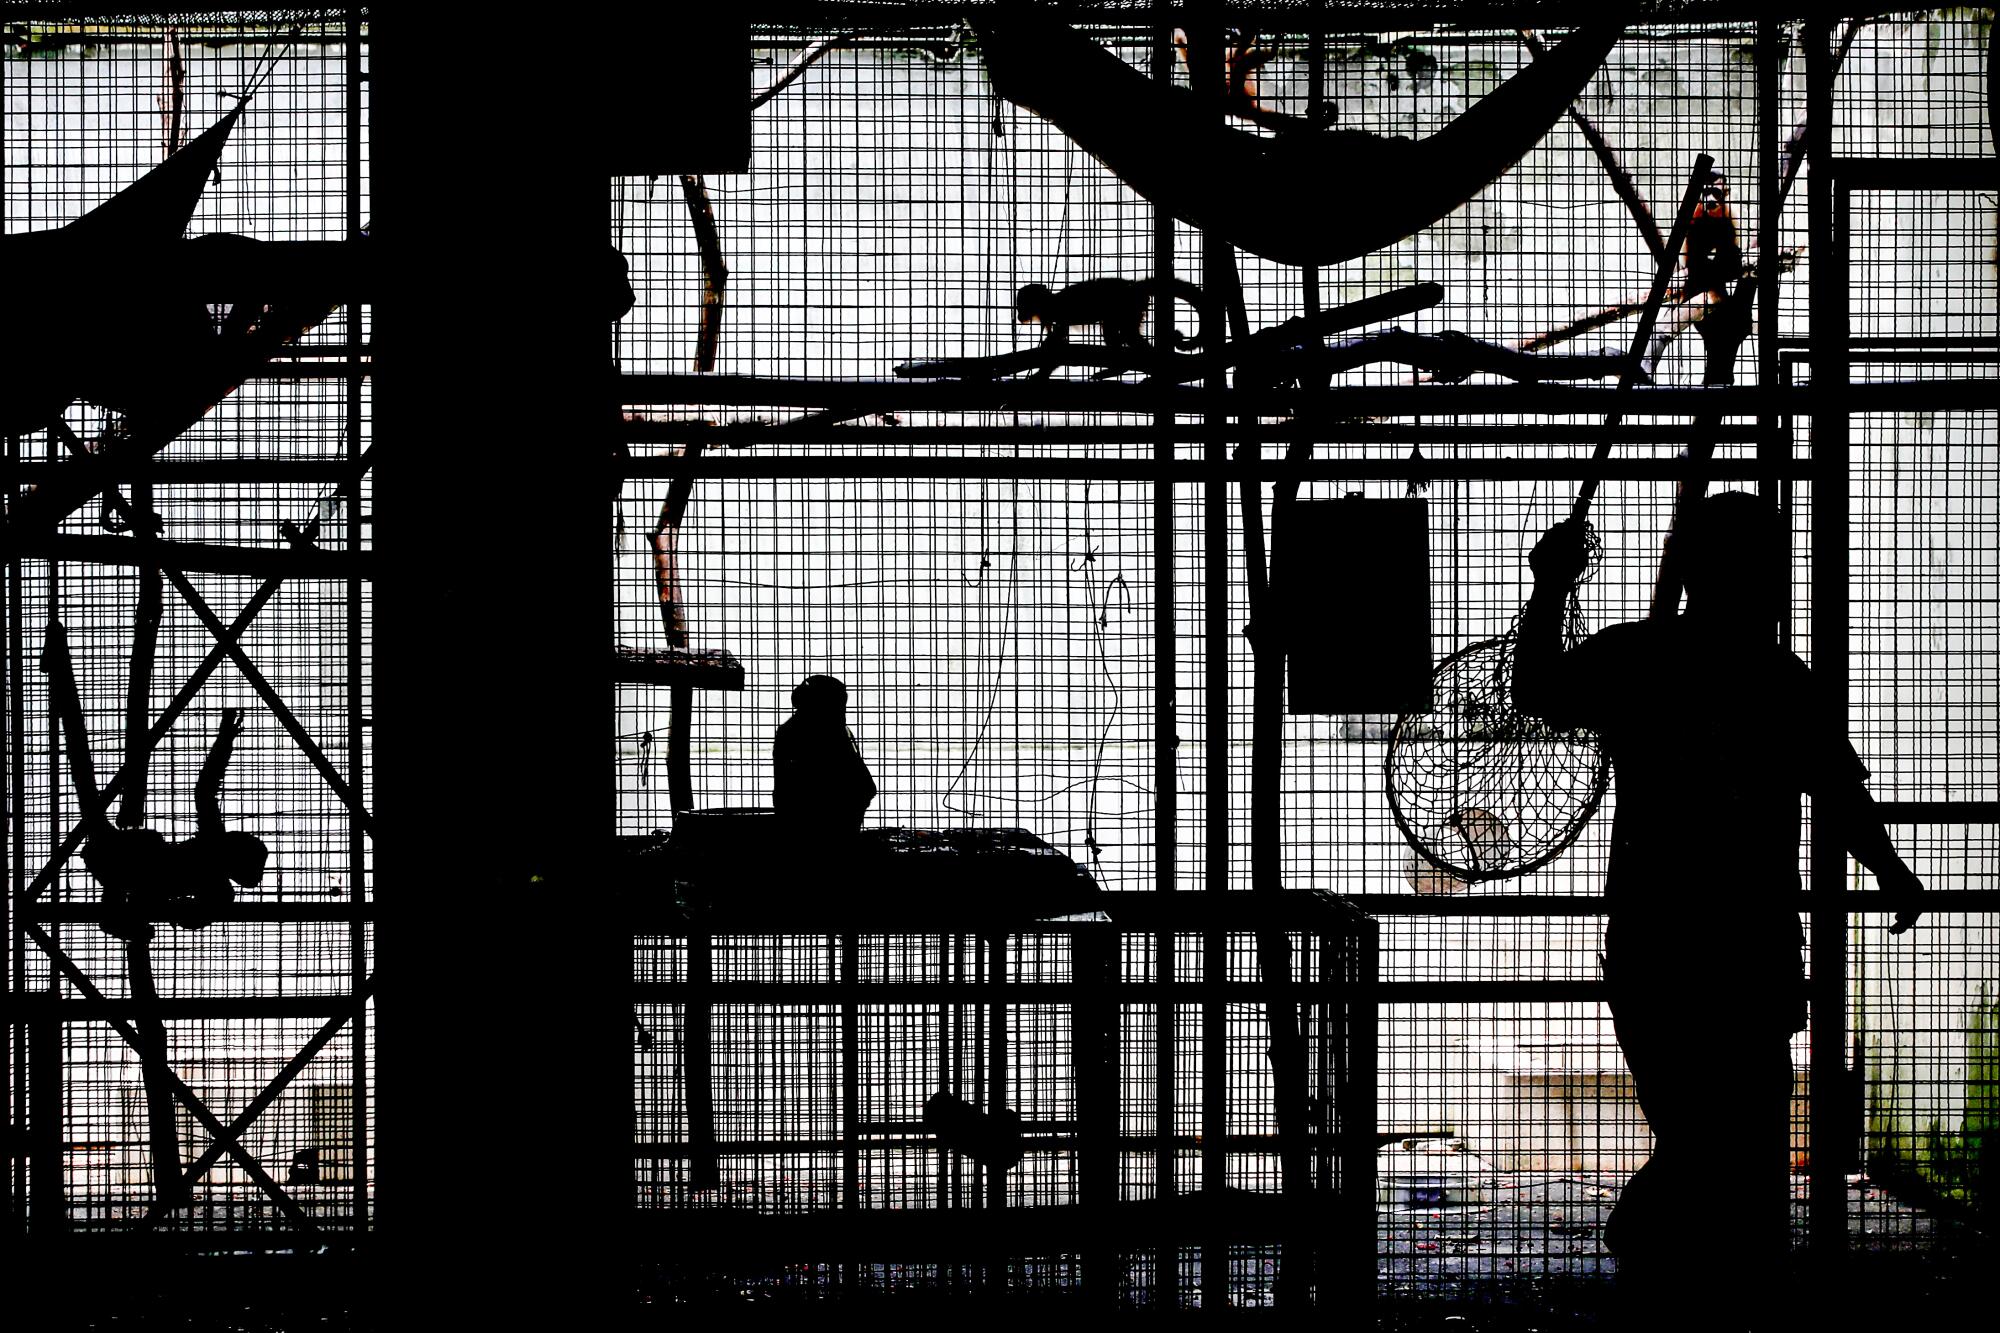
[986,930,1007,1213]
[1806,18,1851,1265]
[1759,19,1793,656]
[842,931,860,1209]
[343,0,369,1236]
[4,430,21,1224]
[1193,0,1233,1304]
[1303,6,1324,321]
[1076,920,1118,1304]
[1349,914,1379,1307]
[985,929,1008,1289]
[1149,9,1180,1302]
[1756,16,1782,455]
[29,995,63,1233]
[687,929,717,1190]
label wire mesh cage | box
[4,1,1995,1323]
[631,864,1377,1309]
[5,6,372,1243]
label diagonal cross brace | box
[17,569,288,905]
[160,560,374,835]
[46,421,374,838]
[139,974,375,1230]
[23,920,317,1232]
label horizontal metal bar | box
[3,460,365,484]
[29,889,1991,929]
[1778,336,2000,351]
[1,2,362,17]
[28,904,374,924]
[8,996,368,1020]
[12,533,374,580]
[623,422,1777,446]
[618,455,1821,482]
[619,374,1996,414]
[1830,157,2000,191]
[1346,888,1999,915]
[635,1132,1332,1159]
[1875,800,2000,823]
[635,981,1355,1001]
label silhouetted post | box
[377,9,640,1322]
[1148,4,1181,1301]
[688,929,718,1191]
[30,993,65,1234]
[1075,916,1119,1303]
[1195,6,1232,1308]
[1806,14,1852,1267]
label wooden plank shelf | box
[611,645,744,690]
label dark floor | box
[20,1177,1990,1329]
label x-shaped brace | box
[17,426,371,910]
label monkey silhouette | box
[773,675,878,840]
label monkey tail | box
[1156,277,1213,351]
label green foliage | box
[1863,985,1999,1219]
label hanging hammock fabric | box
[971,8,1627,268]
[64,105,243,243]
[2,108,244,437]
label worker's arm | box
[1815,777,1926,934]
[1512,519,1593,725]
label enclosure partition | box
[629,861,1377,1307]
[4,4,373,1251]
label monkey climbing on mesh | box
[1385,521,1608,882]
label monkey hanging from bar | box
[1014,277,1210,379]
[1681,170,1743,302]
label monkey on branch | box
[1014,276,1212,379]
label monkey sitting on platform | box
[1014,277,1210,379]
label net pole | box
[1572,153,1715,521]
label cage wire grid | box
[611,7,1996,1308]
[5,8,372,1236]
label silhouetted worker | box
[1514,491,1924,1331]
[773,674,877,841]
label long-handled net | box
[1385,157,1716,883]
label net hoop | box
[1384,634,1611,882]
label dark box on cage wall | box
[1277,497,1432,716]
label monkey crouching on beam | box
[1014,277,1211,379]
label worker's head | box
[1672,490,1785,623]
[792,674,849,714]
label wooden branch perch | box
[1517,247,1799,360]
[1295,328,1636,384]
[681,175,729,373]
[749,31,855,111]
[651,444,707,812]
